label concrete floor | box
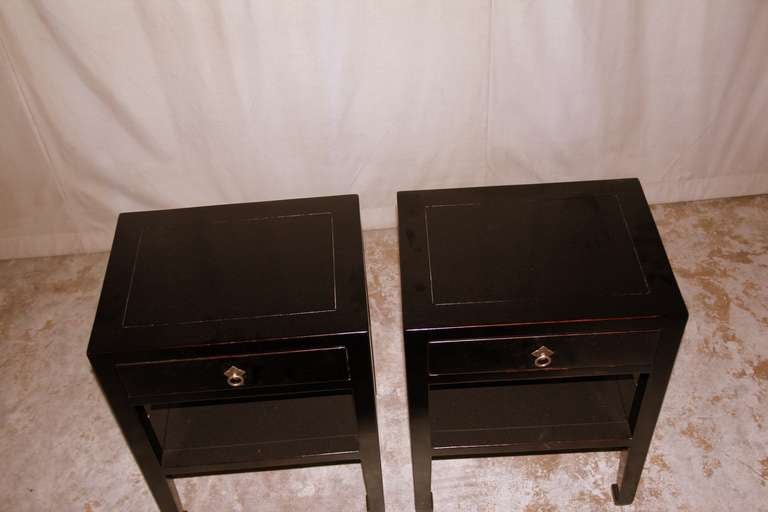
[1,195,767,511]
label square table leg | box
[349,337,386,511]
[612,323,685,505]
[91,360,185,512]
[405,336,433,512]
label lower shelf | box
[430,375,637,455]
[147,392,359,474]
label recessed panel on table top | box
[124,213,336,327]
[425,195,648,305]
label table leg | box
[91,360,184,512]
[406,338,433,512]
[612,324,685,505]
[349,337,386,512]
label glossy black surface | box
[88,195,384,512]
[125,213,336,326]
[425,195,647,305]
[149,393,359,471]
[117,347,350,398]
[398,178,686,331]
[430,376,637,451]
[428,330,658,377]
[89,195,368,355]
[398,179,687,510]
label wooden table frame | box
[88,196,385,512]
[397,179,687,510]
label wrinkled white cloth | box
[1,1,767,259]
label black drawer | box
[428,330,659,376]
[117,347,350,398]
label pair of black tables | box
[88,179,687,511]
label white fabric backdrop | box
[1,1,767,259]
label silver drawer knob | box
[531,346,554,368]
[224,365,246,387]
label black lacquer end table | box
[87,195,384,511]
[397,179,687,509]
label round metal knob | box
[224,365,246,387]
[531,346,554,368]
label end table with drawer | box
[397,179,688,510]
[87,195,385,512]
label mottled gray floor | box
[1,195,767,511]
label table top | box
[88,195,368,355]
[397,178,687,332]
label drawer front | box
[428,331,658,376]
[118,347,350,398]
